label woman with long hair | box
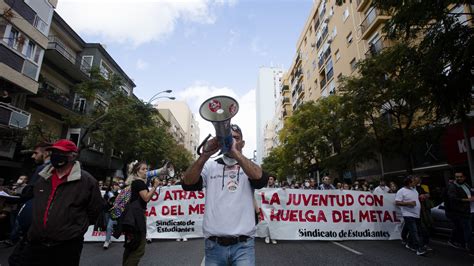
[122,161,159,266]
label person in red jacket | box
[20,139,103,266]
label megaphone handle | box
[220,135,233,154]
[197,134,212,156]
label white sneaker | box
[183,238,188,242]
[265,237,270,244]
[103,241,110,249]
[271,239,277,244]
[176,238,182,242]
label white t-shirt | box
[373,185,390,194]
[201,160,256,238]
[395,187,420,218]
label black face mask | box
[50,153,70,168]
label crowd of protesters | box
[0,138,473,265]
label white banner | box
[85,187,403,242]
[256,188,403,240]
[84,185,206,242]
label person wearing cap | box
[20,139,103,265]
[182,124,269,266]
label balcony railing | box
[356,0,370,12]
[0,102,31,128]
[38,82,75,111]
[365,37,385,57]
[361,8,389,38]
[47,36,92,75]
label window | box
[350,58,357,72]
[100,60,113,79]
[25,41,36,60]
[335,49,340,61]
[326,59,334,80]
[346,32,353,45]
[67,128,81,147]
[343,7,349,22]
[24,0,54,35]
[81,56,93,74]
[7,28,19,49]
[328,80,336,95]
[74,97,87,113]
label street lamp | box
[147,90,174,104]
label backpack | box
[110,186,132,220]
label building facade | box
[1,5,136,179]
[0,0,57,174]
[156,100,200,157]
[275,0,473,184]
[256,66,283,164]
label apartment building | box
[156,101,200,157]
[157,108,186,147]
[278,0,473,182]
[1,7,136,178]
[0,0,57,172]
[256,66,283,164]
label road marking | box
[331,241,363,255]
[201,256,205,266]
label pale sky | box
[56,0,313,158]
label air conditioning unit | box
[327,37,333,44]
[324,16,330,23]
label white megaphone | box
[146,161,175,181]
[199,96,239,155]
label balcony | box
[282,97,290,106]
[0,102,31,129]
[45,36,91,82]
[361,7,390,40]
[29,82,81,117]
[357,0,370,12]
[281,84,289,93]
[365,37,385,57]
[320,76,327,89]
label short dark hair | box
[403,176,413,186]
[34,142,52,149]
[231,124,243,138]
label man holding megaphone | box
[182,123,269,266]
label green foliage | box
[268,95,370,179]
[66,69,192,173]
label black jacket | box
[447,182,471,218]
[28,162,104,242]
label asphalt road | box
[0,237,472,266]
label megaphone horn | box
[199,96,239,154]
[147,161,175,180]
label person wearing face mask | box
[19,139,103,266]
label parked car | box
[430,203,474,236]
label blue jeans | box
[105,217,117,242]
[403,217,423,251]
[205,238,255,266]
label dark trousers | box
[20,238,84,266]
[450,215,473,250]
[402,217,429,247]
[123,235,146,266]
[403,216,424,251]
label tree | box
[371,0,474,181]
[340,43,437,173]
[274,95,369,180]
[64,67,191,173]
